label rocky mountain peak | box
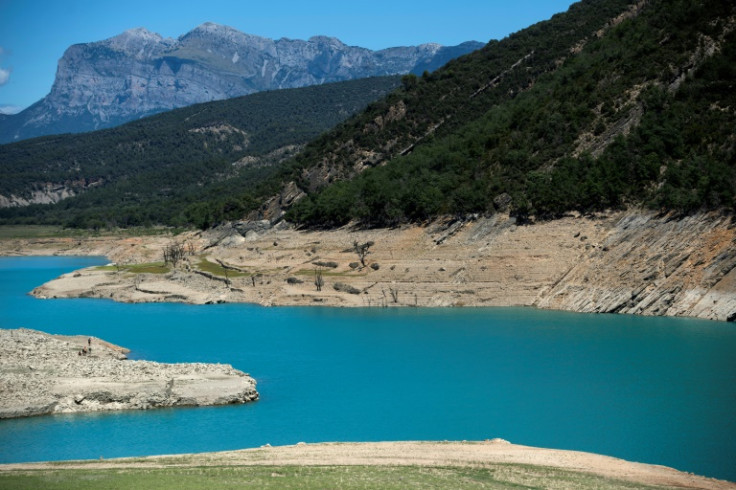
[0,25,482,143]
[177,22,274,57]
[416,42,442,54]
[119,27,163,41]
[180,22,266,44]
[186,21,236,36]
[105,27,167,54]
[307,35,347,48]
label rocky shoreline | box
[11,210,736,322]
[0,328,258,419]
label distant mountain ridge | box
[0,23,482,143]
[0,76,402,228]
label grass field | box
[95,262,171,274]
[196,257,251,277]
[0,464,668,489]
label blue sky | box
[0,0,576,114]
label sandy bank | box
[0,328,258,419]
[12,210,736,321]
[1,440,733,489]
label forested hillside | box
[0,77,400,228]
[3,0,734,231]
[282,0,735,227]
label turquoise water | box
[1,256,735,481]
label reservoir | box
[1,256,735,481]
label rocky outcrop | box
[0,328,258,419]
[0,24,482,143]
[0,182,86,207]
[0,186,74,207]
[0,178,108,207]
[534,213,736,321]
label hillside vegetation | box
[285,0,735,227]
[0,77,400,228]
[2,0,734,230]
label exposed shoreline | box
[2,217,735,487]
[1,440,734,489]
[0,328,258,419]
[4,210,735,321]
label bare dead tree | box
[163,242,186,267]
[389,287,399,304]
[353,240,374,267]
[314,268,324,292]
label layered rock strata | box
[12,210,736,322]
[0,328,258,419]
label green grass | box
[196,257,251,278]
[125,263,170,274]
[0,464,671,489]
[95,262,170,274]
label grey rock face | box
[0,328,258,419]
[533,212,736,322]
[0,24,482,143]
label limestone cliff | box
[0,24,482,143]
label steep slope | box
[0,24,481,143]
[0,77,400,228]
[254,0,735,227]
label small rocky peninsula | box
[0,328,258,419]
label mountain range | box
[0,76,402,228]
[0,23,482,143]
[1,0,733,230]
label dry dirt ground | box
[8,211,736,321]
[1,440,733,489]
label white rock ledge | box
[0,328,258,419]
